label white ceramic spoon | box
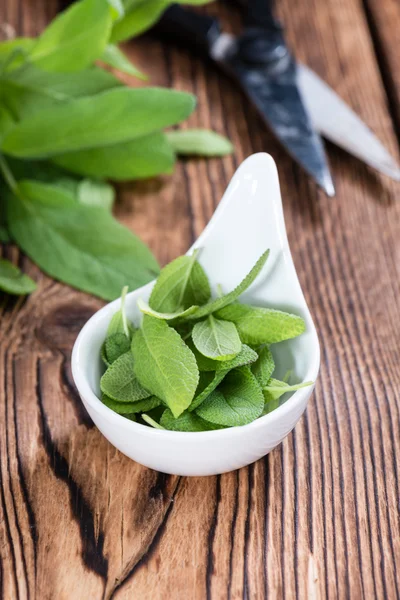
[72,153,320,476]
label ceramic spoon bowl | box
[72,153,320,476]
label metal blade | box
[298,65,400,181]
[211,33,335,196]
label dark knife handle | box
[154,5,221,55]
[245,0,282,32]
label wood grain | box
[1,0,400,598]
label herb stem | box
[0,154,18,194]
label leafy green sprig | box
[99,250,313,431]
[0,0,232,299]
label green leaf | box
[137,297,199,320]
[100,351,151,402]
[189,370,226,412]
[0,258,36,295]
[196,367,264,427]
[125,413,137,421]
[108,0,125,19]
[160,408,220,432]
[111,0,168,43]
[77,179,115,211]
[0,38,34,72]
[173,321,193,342]
[166,129,233,156]
[105,332,131,363]
[192,315,241,361]
[185,250,270,320]
[131,315,199,417]
[107,286,133,336]
[112,0,215,43]
[251,345,275,387]
[5,158,81,197]
[149,249,210,313]
[53,132,175,180]
[0,38,34,61]
[216,304,306,345]
[0,64,121,119]
[187,340,258,372]
[262,378,313,403]
[142,413,165,429]
[7,180,159,300]
[0,105,15,141]
[101,392,161,413]
[2,87,196,158]
[189,346,259,412]
[0,225,11,243]
[101,342,111,367]
[29,0,112,72]
[100,44,147,79]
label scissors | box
[153,0,400,196]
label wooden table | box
[1,1,400,598]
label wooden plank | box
[0,0,400,598]
[363,0,400,131]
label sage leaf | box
[142,413,165,429]
[107,286,130,336]
[77,179,115,211]
[7,180,159,300]
[112,0,215,43]
[149,249,210,312]
[100,352,151,402]
[251,345,275,387]
[0,65,121,119]
[172,321,194,341]
[216,304,306,345]
[0,225,11,243]
[189,370,226,412]
[0,258,36,295]
[108,0,125,20]
[131,315,199,417]
[101,392,161,413]
[53,132,175,180]
[160,408,221,432]
[5,158,77,193]
[196,367,264,427]
[0,38,34,63]
[100,44,147,80]
[0,105,15,141]
[125,414,137,421]
[166,129,233,156]
[184,250,269,320]
[262,378,313,403]
[105,332,131,363]
[192,315,241,361]
[188,345,259,412]
[101,342,110,367]
[4,159,83,198]
[2,87,196,158]
[29,0,112,72]
[111,0,168,43]
[187,340,258,372]
[137,297,199,320]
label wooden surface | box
[1,1,400,598]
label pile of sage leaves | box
[100,250,312,431]
[0,0,232,300]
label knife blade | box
[297,65,400,181]
[155,5,335,196]
[213,29,335,196]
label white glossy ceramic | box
[72,153,320,476]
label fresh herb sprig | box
[0,0,232,299]
[99,250,313,431]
